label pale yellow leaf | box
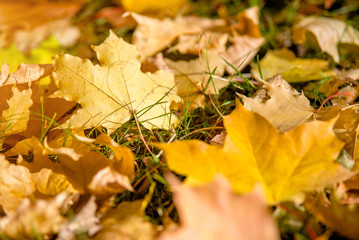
[164,50,227,111]
[238,75,314,132]
[293,16,359,63]
[52,30,179,133]
[0,154,35,214]
[0,86,32,136]
[131,13,226,59]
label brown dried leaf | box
[11,134,134,195]
[305,191,359,240]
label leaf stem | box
[315,92,352,112]
[133,111,154,156]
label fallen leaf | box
[223,34,265,74]
[0,63,55,140]
[13,19,80,54]
[305,191,359,240]
[0,154,35,214]
[314,104,359,162]
[209,132,226,146]
[0,193,69,239]
[238,75,314,132]
[52,30,179,132]
[303,68,359,99]
[0,86,32,136]
[222,6,265,73]
[131,13,226,59]
[121,0,187,15]
[251,48,335,81]
[156,102,353,203]
[94,200,157,240]
[10,134,134,195]
[31,168,77,196]
[159,175,280,240]
[293,16,359,63]
[171,32,229,55]
[0,1,82,49]
[164,50,227,111]
[0,62,54,86]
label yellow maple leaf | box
[156,102,353,203]
[0,154,35,214]
[251,48,336,82]
[52,30,179,133]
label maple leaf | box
[0,86,32,136]
[251,48,336,82]
[164,50,227,111]
[11,134,134,195]
[293,16,359,63]
[156,102,353,203]
[0,154,35,214]
[0,63,55,139]
[131,13,226,59]
[52,30,179,133]
[159,175,280,240]
[238,75,314,132]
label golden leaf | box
[251,48,335,82]
[11,134,134,195]
[156,103,353,203]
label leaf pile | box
[0,0,359,240]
